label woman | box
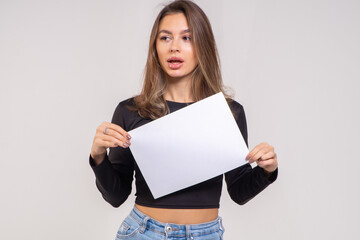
[89,0,278,239]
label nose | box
[170,38,180,53]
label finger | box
[257,153,277,166]
[246,144,263,161]
[257,151,276,161]
[252,147,274,163]
[98,122,132,144]
[249,143,274,163]
[99,134,130,148]
[106,122,131,140]
[257,158,278,172]
[246,142,270,160]
[95,138,120,149]
[248,145,271,164]
[257,159,276,171]
[103,128,131,146]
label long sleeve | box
[225,101,278,205]
[89,101,135,207]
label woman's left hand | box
[245,142,278,174]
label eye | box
[160,36,170,41]
[183,36,191,41]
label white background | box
[0,0,359,239]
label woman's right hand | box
[90,122,132,166]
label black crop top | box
[89,97,277,209]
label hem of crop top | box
[135,201,220,209]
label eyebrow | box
[158,29,190,34]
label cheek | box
[155,41,162,55]
[185,46,197,65]
[156,46,166,62]
[189,53,198,67]
[155,48,166,69]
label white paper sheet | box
[128,92,249,199]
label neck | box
[164,76,194,103]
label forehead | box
[158,12,189,32]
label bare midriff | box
[135,204,219,224]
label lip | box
[167,56,184,62]
[167,56,184,70]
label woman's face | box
[156,13,198,81]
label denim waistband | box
[129,205,224,238]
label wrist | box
[263,167,276,179]
[91,152,106,166]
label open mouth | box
[167,57,184,69]
[167,57,184,64]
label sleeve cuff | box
[254,166,278,184]
[89,154,112,174]
[267,167,278,183]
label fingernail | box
[123,143,128,148]
[127,135,131,139]
[126,141,130,145]
[114,143,118,146]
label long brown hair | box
[132,0,232,119]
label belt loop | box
[164,223,169,239]
[218,217,225,239]
[139,216,150,234]
[185,225,191,240]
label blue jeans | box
[115,205,225,240]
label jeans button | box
[166,226,172,232]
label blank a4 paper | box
[128,92,249,199]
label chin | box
[167,74,189,80]
[165,70,190,79]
